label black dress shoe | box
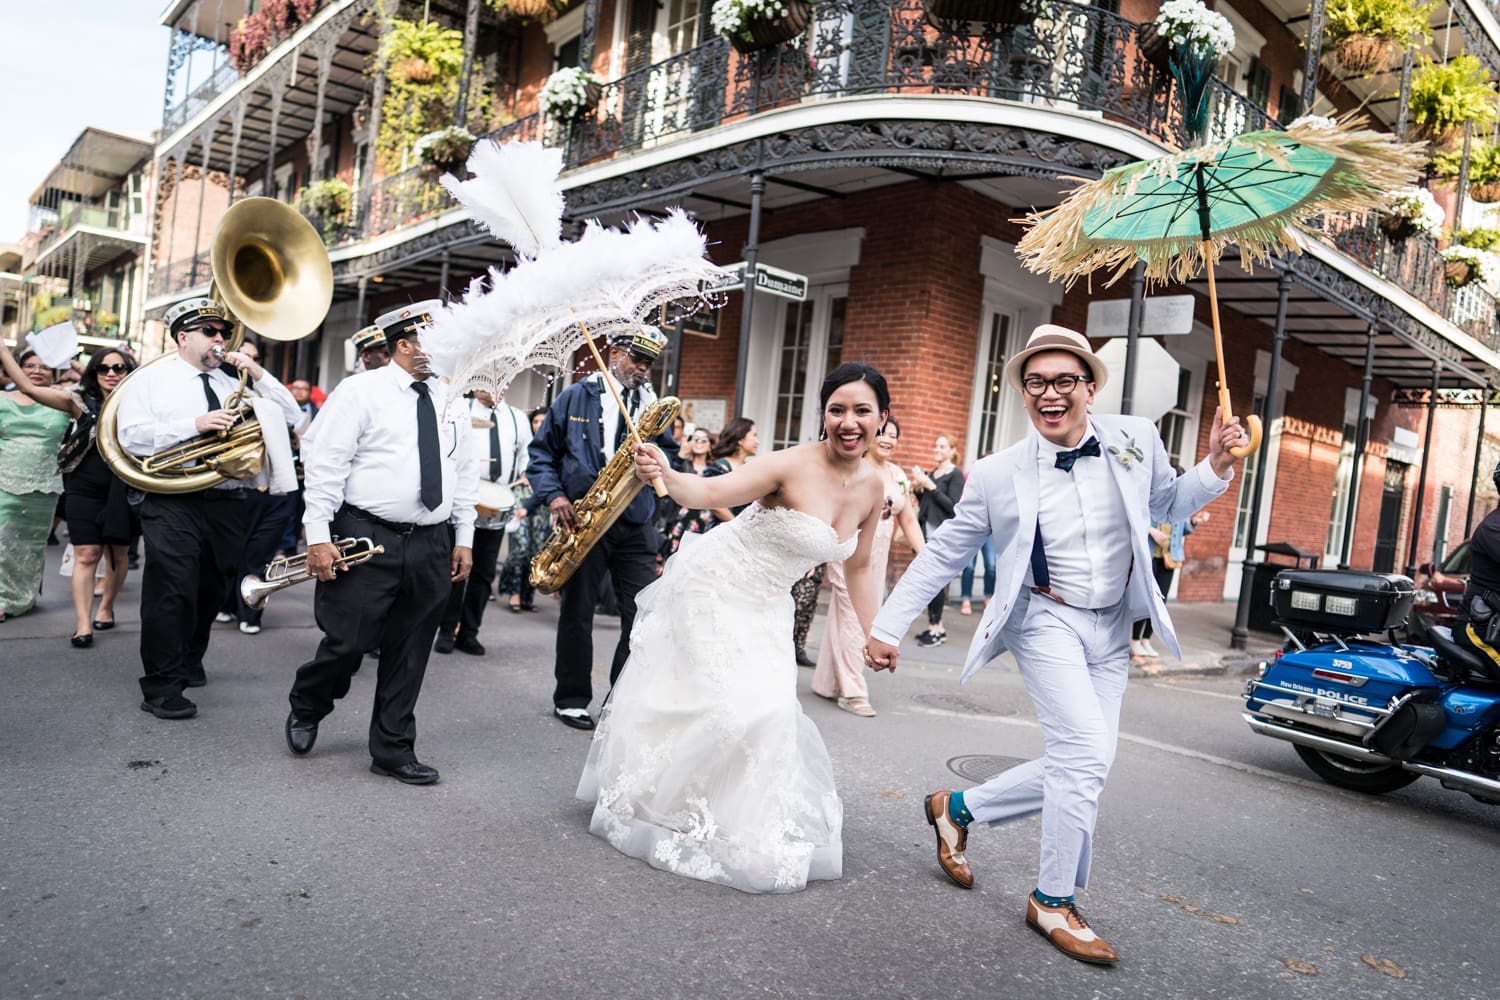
[795,648,815,668]
[70,633,94,649]
[433,633,455,654]
[554,707,596,730]
[92,619,115,631]
[141,693,197,720]
[370,760,440,785]
[285,712,318,756]
[454,635,486,656]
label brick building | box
[144,0,1500,616]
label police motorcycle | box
[1241,569,1500,805]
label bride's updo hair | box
[818,362,890,440]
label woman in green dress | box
[0,349,70,621]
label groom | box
[864,324,1245,964]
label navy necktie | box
[200,372,221,410]
[1054,436,1101,472]
[413,381,442,511]
[488,410,502,482]
[614,387,640,449]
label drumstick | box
[579,323,667,498]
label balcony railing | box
[149,250,212,299]
[164,60,240,132]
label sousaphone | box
[98,198,334,493]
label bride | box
[576,362,889,892]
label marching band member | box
[527,326,677,730]
[114,297,300,719]
[352,323,391,372]
[435,389,531,655]
[284,300,480,785]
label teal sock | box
[1033,888,1074,908]
[947,790,973,828]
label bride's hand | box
[864,638,900,673]
[633,443,667,485]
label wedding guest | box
[909,432,965,647]
[0,348,71,621]
[499,408,550,613]
[705,416,758,522]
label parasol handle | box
[1202,241,1262,460]
[580,326,668,498]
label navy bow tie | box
[1054,436,1101,472]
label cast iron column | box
[439,249,452,303]
[1405,363,1442,577]
[733,170,766,416]
[1395,48,1414,141]
[454,0,482,127]
[1121,261,1145,415]
[1338,325,1378,568]
[1466,382,1491,536]
[1231,271,1292,650]
[1300,0,1327,115]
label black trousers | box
[287,508,451,767]
[138,491,248,703]
[440,525,504,639]
[554,519,657,710]
[227,490,295,625]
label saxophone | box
[530,396,681,593]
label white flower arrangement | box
[1288,114,1337,131]
[539,66,602,121]
[711,0,792,44]
[1154,0,1236,59]
[1386,187,1445,238]
[1443,243,1499,285]
[413,125,476,168]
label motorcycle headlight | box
[1414,588,1438,604]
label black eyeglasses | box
[1021,373,1091,397]
[98,363,130,375]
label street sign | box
[1091,337,1182,421]
[706,261,810,301]
[1085,294,1196,338]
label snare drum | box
[476,479,516,520]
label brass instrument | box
[239,536,385,609]
[97,197,334,493]
[530,396,680,594]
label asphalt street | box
[1,545,1496,1000]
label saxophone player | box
[283,300,480,784]
[115,297,300,720]
[528,327,677,730]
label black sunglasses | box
[98,363,130,375]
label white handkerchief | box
[26,321,80,369]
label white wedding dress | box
[576,502,854,893]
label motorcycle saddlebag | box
[1272,570,1415,634]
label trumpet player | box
[434,388,531,656]
[284,300,480,785]
[115,297,301,720]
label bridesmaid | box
[813,415,924,715]
[0,348,71,621]
[0,341,136,646]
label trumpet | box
[239,536,384,609]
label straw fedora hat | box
[1001,324,1110,393]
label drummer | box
[434,387,533,655]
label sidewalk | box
[865,594,1281,679]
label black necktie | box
[200,372,221,410]
[488,410,502,482]
[614,387,640,449]
[1054,436,1101,472]
[413,381,442,511]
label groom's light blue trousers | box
[961,592,1131,897]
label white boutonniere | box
[1108,436,1145,469]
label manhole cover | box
[946,754,1028,783]
[913,692,1011,716]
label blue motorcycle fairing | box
[1439,690,1500,749]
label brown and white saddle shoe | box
[1025,895,1119,965]
[923,790,974,889]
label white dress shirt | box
[467,398,532,530]
[595,371,655,459]
[114,357,301,486]
[301,363,480,547]
[1029,421,1135,609]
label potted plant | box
[539,66,603,122]
[924,0,1040,33]
[1382,186,1444,243]
[486,0,568,23]
[298,178,353,238]
[711,0,813,55]
[1139,0,1235,75]
[414,125,477,175]
[1432,141,1500,203]
[375,17,488,172]
[1408,54,1500,150]
[1322,0,1435,77]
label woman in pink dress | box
[813,416,924,715]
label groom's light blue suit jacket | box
[870,414,1232,683]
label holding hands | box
[864,636,900,672]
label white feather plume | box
[440,140,564,259]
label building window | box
[771,293,847,450]
[1325,421,1356,559]
[1246,58,1271,111]
[1156,367,1194,471]
[1232,393,1267,550]
[1277,85,1300,122]
[974,312,1012,457]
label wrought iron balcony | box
[148,250,212,299]
[164,61,241,132]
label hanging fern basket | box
[730,0,812,55]
[1331,34,1396,77]
[1137,22,1173,73]
[1380,216,1418,243]
[1446,259,1476,287]
[925,0,1039,34]
[1469,181,1500,203]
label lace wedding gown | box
[577,502,855,893]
